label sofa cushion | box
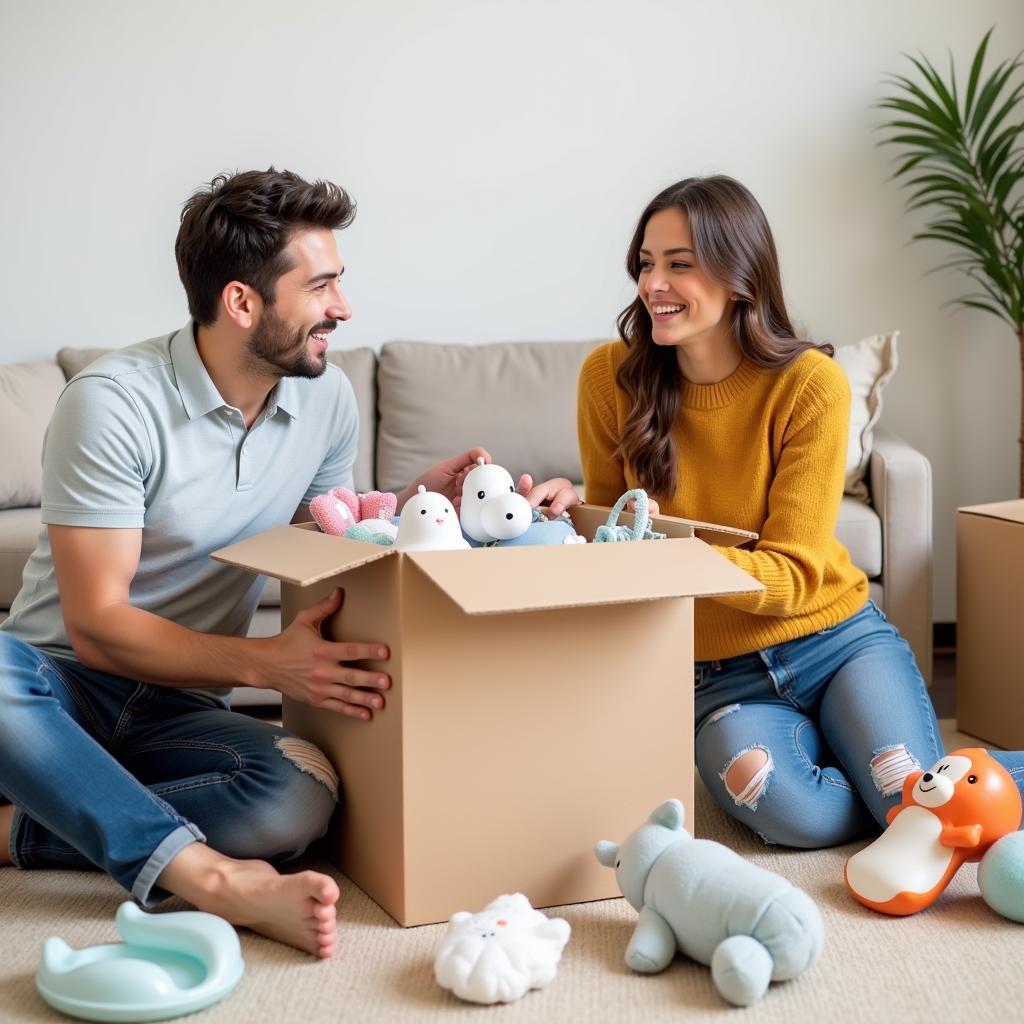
[325,348,377,492]
[57,346,113,380]
[375,340,602,495]
[835,495,882,578]
[258,576,281,607]
[0,507,42,606]
[0,363,66,509]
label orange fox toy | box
[845,747,1022,916]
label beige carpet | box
[3,720,1023,1023]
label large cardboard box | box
[956,499,1024,749]
[215,505,762,926]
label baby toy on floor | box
[595,798,823,1006]
[434,893,570,1004]
[844,747,1022,916]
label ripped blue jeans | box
[0,632,338,905]
[694,600,1024,848]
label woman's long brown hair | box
[615,176,833,499]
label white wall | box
[2,0,1022,620]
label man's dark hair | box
[175,168,356,326]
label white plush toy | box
[395,485,470,551]
[434,893,571,1005]
[459,458,533,544]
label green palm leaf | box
[878,28,1024,328]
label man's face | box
[247,227,351,379]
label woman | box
[530,175,1024,847]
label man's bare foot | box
[157,843,339,958]
[0,804,14,866]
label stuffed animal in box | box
[459,458,533,544]
[395,485,470,551]
[310,487,398,540]
[595,799,823,1007]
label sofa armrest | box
[868,429,933,685]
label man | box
[0,168,485,957]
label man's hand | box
[517,474,582,518]
[261,589,391,721]
[398,447,492,512]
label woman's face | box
[637,207,735,351]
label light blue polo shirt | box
[2,323,359,701]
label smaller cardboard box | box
[956,499,1024,749]
[215,505,762,926]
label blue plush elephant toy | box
[595,798,824,1006]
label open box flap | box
[959,500,1024,526]
[406,537,764,615]
[567,505,757,548]
[212,524,396,585]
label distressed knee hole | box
[707,703,741,725]
[870,745,921,798]
[275,737,339,801]
[722,746,772,810]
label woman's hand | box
[398,447,491,511]
[629,495,660,517]
[517,474,582,518]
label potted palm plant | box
[879,29,1024,495]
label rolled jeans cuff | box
[132,823,206,908]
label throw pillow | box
[833,332,899,500]
[0,362,67,508]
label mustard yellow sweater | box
[578,341,868,660]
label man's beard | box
[246,307,331,379]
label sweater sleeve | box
[577,345,628,507]
[711,360,851,616]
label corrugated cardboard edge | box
[406,536,764,615]
[212,524,395,585]
[957,499,1024,525]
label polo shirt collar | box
[170,323,231,421]
[170,322,301,421]
[269,376,300,420]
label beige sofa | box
[0,339,933,703]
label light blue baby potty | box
[36,901,244,1022]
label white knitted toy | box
[434,893,570,1004]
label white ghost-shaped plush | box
[395,485,470,551]
[459,458,533,543]
[434,893,571,1004]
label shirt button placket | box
[237,439,253,491]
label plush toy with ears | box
[459,458,533,544]
[595,799,823,1007]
